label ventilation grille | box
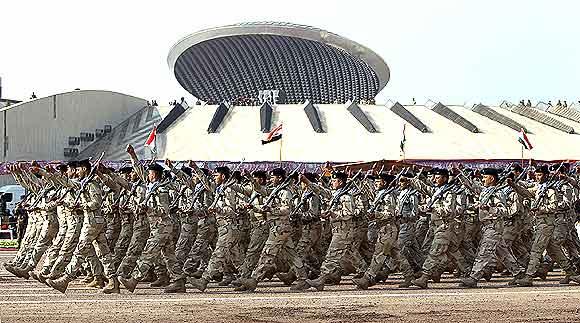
[471,104,530,133]
[389,102,429,133]
[430,102,479,133]
[501,101,575,134]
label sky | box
[1,0,579,106]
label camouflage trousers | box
[237,212,252,260]
[558,213,580,264]
[65,215,115,279]
[238,220,269,278]
[12,212,42,266]
[183,216,217,276]
[111,211,134,271]
[25,212,58,269]
[133,218,178,281]
[49,210,83,277]
[40,209,68,272]
[104,211,121,252]
[470,220,523,280]
[398,221,422,274]
[201,219,239,281]
[421,220,466,277]
[348,217,372,274]
[415,215,430,247]
[296,221,323,274]
[116,213,149,278]
[251,218,307,281]
[319,219,355,278]
[461,217,480,269]
[172,212,198,280]
[502,216,530,267]
[526,214,574,276]
[365,223,407,281]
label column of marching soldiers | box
[4,144,580,294]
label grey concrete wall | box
[0,90,147,162]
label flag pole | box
[279,136,283,165]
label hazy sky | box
[1,0,579,106]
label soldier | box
[396,172,423,286]
[233,170,270,283]
[188,165,241,292]
[300,171,355,291]
[457,168,525,287]
[181,167,216,279]
[410,168,467,289]
[118,145,179,293]
[510,165,580,286]
[276,172,323,286]
[237,168,308,291]
[352,172,406,289]
[114,166,150,283]
[164,161,200,293]
[47,159,118,294]
[29,164,69,282]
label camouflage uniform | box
[397,186,422,275]
[459,176,524,283]
[116,179,149,278]
[237,191,269,278]
[308,183,355,283]
[62,179,115,280]
[129,160,178,282]
[411,177,466,287]
[250,187,307,283]
[513,180,578,280]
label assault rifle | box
[326,169,363,209]
[367,168,408,214]
[262,166,300,208]
[72,152,106,206]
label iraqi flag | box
[144,126,157,153]
[262,123,282,145]
[518,128,533,150]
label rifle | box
[327,169,363,209]
[139,177,172,208]
[72,152,106,206]
[262,167,300,208]
[290,191,314,218]
[426,177,460,209]
[208,159,246,209]
[531,163,565,210]
[367,168,408,214]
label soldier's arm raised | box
[126,145,147,183]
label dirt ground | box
[2,250,580,323]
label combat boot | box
[119,276,138,293]
[164,279,186,293]
[38,272,50,284]
[218,275,235,287]
[533,263,550,280]
[516,274,533,287]
[459,277,478,288]
[234,284,248,291]
[82,274,94,284]
[508,272,525,286]
[398,276,413,288]
[12,265,32,279]
[411,274,430,289]
[3,263,17,277]
[352,276,371,290]
[326,272,342,285]
[191,270,203,279]
[87,275,106,288]
[150,274,170,287]
[103,277,121,294]
[306,275,327,291]
[276,272,297,286]
[240,277,258,291]
[375,271,389,282]
[47,275,72,294]
[290,280,309,291]
[230,277,243,287]
[568,274,580,285]
[187,277,209,292]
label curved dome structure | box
[167,22,390,104]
